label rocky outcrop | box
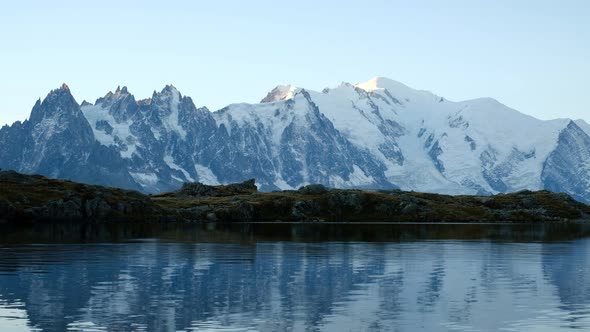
[176,179,257,197]
[0,171,158,223]
[177,182,220,197]
[1,172,589,225]
[225,179,257,194]
[298,184,329,195]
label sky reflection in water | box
[0,236,589,331]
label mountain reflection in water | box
[0,223,589,331]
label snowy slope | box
[349,77,571,194]
[212,89,391,190]
[199,76,580,196]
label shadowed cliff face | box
[542,121,590,203]
[1,171,590,225]
[0,86,142,191]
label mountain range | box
[1,77,589,203]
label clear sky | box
[1,0,589,126]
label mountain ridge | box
[2,77,590,203]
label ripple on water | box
[0,238,589,331]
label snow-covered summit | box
[260,85,299,103]
[355,76,442,103]
[214,77,590,197]
[356,76,416,94]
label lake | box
[0,222,589,331]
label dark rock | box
[401,203,419,215]
[84,197,111,219]
[115,202,133,214]
[0,170,39,184]
[177,179,257,197]
[177,182,220,197]
[292,200,321,220]
[225,179,257,194]
[215,202,258,222]
[35,199,83,220]
[0,200,17,222]
[375,202,396,215]
[298,184,328,195]
[3,171,590,225]
[178,206,212,221]
[328,191,365,212]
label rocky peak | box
[151,85,181,106]
[21,84,95,154]
[159,85,180,97]
[137,98,152,106]
[162,84,177,93]
[115,86,129,94]
[261,85,298,103]
[29,84,79,123]
[94,86,135,109]
[47,83,74,98]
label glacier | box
[1,77,589,203]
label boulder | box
[177,179,257,197]
[298,184,328,195]
[225,179,257,194]
[177,182,220,197]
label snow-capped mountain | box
[1,77,590,203]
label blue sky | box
[1,0,589,126]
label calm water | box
[0,223,589,331]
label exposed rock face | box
[542,122,590,203]
[177,182,221,197]
[298,184,328,195]
[0,171,157,223]
[0,200,17,223]
[177,179,257,197]
[84,197,112,219]
[0,87,141,191]
[225,179,257,194]
[30,199,83,221]
[327,191,367,217]
[292,200,321,221]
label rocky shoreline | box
[1,170,589,225]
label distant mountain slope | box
[1,77,589,203]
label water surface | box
[0,223,589,331]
